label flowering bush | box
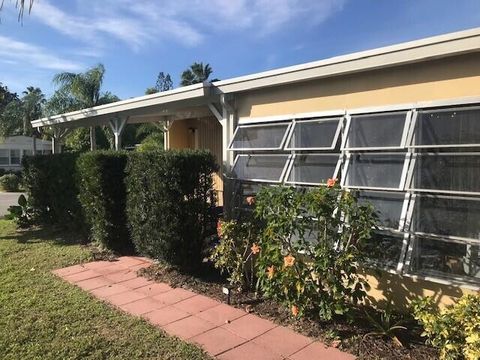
[210,218,262,291]
[254,180,376,320]
[411,295,480,360]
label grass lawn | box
[0,219,210,360]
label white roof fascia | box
[214,27,480,93]
[32,82,210,128]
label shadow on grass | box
[2,225,90,247]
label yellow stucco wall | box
[236,52,480,119]
[168,117,224,204]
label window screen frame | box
[407,105,480,149]
[341,152,412,191]
[228,122,292,151]
[231,154,292,183]
[403,233,480,285]
[284,153,342,186]
[284,117,343,151]
[341,110,413,151]
[406,152,480,196]
[405,193,480,243]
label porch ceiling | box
[31,82,218,129]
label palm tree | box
[180,62,215,86]
[53,64,106,108]
[0,0,34,21]
[22,86,45,135]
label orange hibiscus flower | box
[284,254,295,267]
[251,243,261,254]
[267,265,275,279]
[246,196,256,206]
[291,305,299,316]
[326,178,337,188]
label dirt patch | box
[138,262,438,360]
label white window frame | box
[341,110,413,151]
[228,122,292,151]
[405,193,480,243]
[284,117,343,151]
[284,153,341,186]
[407,105,480,149]
[231,154,292,183]
[341,152,411,191]
[403,233,480,286]
[406,152,480,196]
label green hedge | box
[0,173,20,192]
[22,153,84,229]
[126,150,218,271]
[77,151,132,252]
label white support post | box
[51,127,70,154]
[32,135,37,155]
[90,126,97,151]
[109,116,128,150]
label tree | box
[51,64,119,152]
[21,86,45,135]
[180,62,217,86]
[53,64,107,108]
[0,0,34,21]
[145,72,173,94]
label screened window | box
[23,150,33,157]
[411,195,480,240]
[10,149,21,165]
[344,153,407,189]
[232,155,289,182]
[286,118,340,150]
[412,107,480,147]
[229,123,290,150]
[0,149,9,165]
[408,153,480,194]
[360,232,405,270]
[42,149,52,155]
[357,191,406,230]
[286,154,338,185]
[345,112,408,149]
[410,236,480,281]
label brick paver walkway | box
[53,256,355,360]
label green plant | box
[126,149,218,271]
[22,153,85,230]
[0,173,20,191]
[411,295,480,360]
[6,194,35,228]
[364,300,407,347]
[77,151,132,253]
[254,182,376,320]
[210,218,262,291]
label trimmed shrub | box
[0,173,20,192]
[126,149,218,271]
[22,153,84,229]
[77,151,132,252]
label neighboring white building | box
[0,136,52,171]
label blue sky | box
[1,0,480,100]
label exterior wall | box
[233,52,480,308]
[0,136,51,170]
[168,117,224,204]
[236,52,480,120]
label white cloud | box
[29,0,346,50]
[0,35,83,71]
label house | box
[31,27,480,307]
[0,136,52,171]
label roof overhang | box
[32,81,215,129]
[214,27,480,94]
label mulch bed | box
[138,262,438,360]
